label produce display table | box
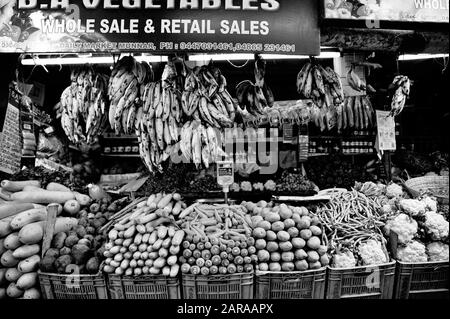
[107,274,181,299]
[38,271,108,300]
[255,268,326,299]
[325,262,396,299]
[394,261,449,299]
[182,273,254,299]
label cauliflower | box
[397,241,428,263]
[424,211,449,241]
[384,213,418,244]
[240,181,252,192]
[427,242,449,262]
[264,180,276,191]
[230,183,240,192]
[253,182,264,191]
[332,250,357,268]
[386,183,403,198]
[421,196,437,212]
[380,204,393,215]
[399,199,426,216]
[358,240,388,266]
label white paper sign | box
[0,103,22,174]
[376,110,396,151]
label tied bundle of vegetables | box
[176,203,255,275]
[101,194,187,277]
[243,201,329,272]
[316,189,391,268]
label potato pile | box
[177,204,256,275]
[101,193,188,277]
[39,197,129,275]
[242,201,329,272]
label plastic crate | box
[394,261,449,299]
[182,273,254,299]
[255,268,326,299]
[107,275,181,299]
[326,262,396,299]
[38,271,108,299]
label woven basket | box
[404,176,449,204]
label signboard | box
[0,101,21,174]
[375,110,396,151]
[0,0,320,55]
[324,0,449,23]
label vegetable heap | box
[101,193,187,276]
[39,197,129,275]
[316,188,392,268]
[176,203,255,275]
[384,195,449,263]
[0,179,94,299]
[242,201,329,272]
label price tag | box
[217,161,234,188]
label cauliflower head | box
[421,196,437,212]
[399,199,426,216]
[358,240,388,266]
[240,181,252,192]
[332,250,357,268]
[384,213,418,244]
[427,242,449,262]
[397,241,428,263]
[230,183,240,192]
[264,180,276,191]
[424,211,449,241]
[386,183,403,198]
[253,182,264,191]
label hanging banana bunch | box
[182,62,237,128]
[389,75,411,117]
[236,54,275,116]
[297,60,345,108]
[313,95,376,133]
[60,66,109,145]
[137,61,183,173]
[180,120,226,169]
[107,55,153,135]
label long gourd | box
[0,203,41,220]
[0,216,14,237]
[1,180,41,192]
[18,217,78,244]
[11,190,76,204]
[10,207,62,230]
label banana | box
[168,114,179,142]
[155,118,165,150]
[192,125,202,168]
[296,62,311,93]
[346,97,355,128]
[303,68,314,98]
[162,88,171,121]
[313,66,326,96]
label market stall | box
[0,0,448,300]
